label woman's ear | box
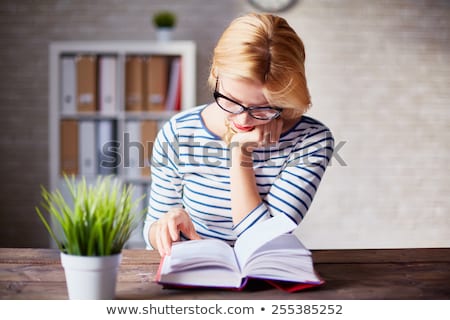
[211,67,218,78]
[208,67,219,91]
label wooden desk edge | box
[1,247,449,264]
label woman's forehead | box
[219,77,268,106]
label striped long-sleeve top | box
[143,105,334,248]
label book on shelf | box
[60,119,120,178]
[64,54,182,113]
[97,120,117,175]
[60,120,79,176]
[165,57,182,112]
[174,58,182,112]
[144,56,169,111]
[125,56,145,111]
[61,56,76,114]
[98,55,117,114]
[76,55,97,112]
[124,120,159,178]
[141,120,158,177]
[78,120,97,177]
[123,120,141,179]
[155,214,324,292]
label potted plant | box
[152,10,176,41]
[36,175,145,299]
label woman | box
[144,13,334,256]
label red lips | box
[232,122,255,132]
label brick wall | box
[246,0,449,248]
[0,0,240,247]
[0,0,448,248]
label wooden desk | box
[1,248,449,299]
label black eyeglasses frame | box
[213,78,282,120]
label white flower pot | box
[156,28,173,41]
[60,252,122,300]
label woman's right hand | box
[150,208,201,256]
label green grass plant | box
[36,175,145,256]
[152,11,176,28]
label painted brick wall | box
[0,0,240,247]
[0,0,448,248]
[243,0,449,248]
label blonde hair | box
[208,13,311,119]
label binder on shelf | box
[79,121,97,177]
[144,56,168,111]
[60,120,79,176]
[76,55,97,112]
[166,57,182,111]
[98,56,117,114]
[61,56,76,114]
[123,120,141,179]
[141,120,159,176]
[125,56,144,111]
[123,120,159,178]
[174,59,182,112]
[97,120,117,175]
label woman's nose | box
[233,111,253,124]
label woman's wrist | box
[231,142,254,168]
[148,221,159,250]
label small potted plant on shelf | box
[152,10,176,41]
[36,175,145,300]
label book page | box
[158,239,243,288]
[163,239,238,273]
[234,215,297,269]
[159,266,243,288]
[242,234,322,283]
[244,254,321,283]
[248,234,310,259]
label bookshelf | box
[48,41,196,248]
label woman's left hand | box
[231,118,283,152]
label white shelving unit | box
[48,41,196,248]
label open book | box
[155,215,324,292]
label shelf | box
[122,176,153,185]
[59,110,177,121]
[60,112,118,120]
[49,41,197,248]
[122,110,177,121]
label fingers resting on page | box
[153,208,201,257]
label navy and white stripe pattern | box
[143,105,334,248]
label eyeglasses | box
[213,79,282,120]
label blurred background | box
[0,0,448,249]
